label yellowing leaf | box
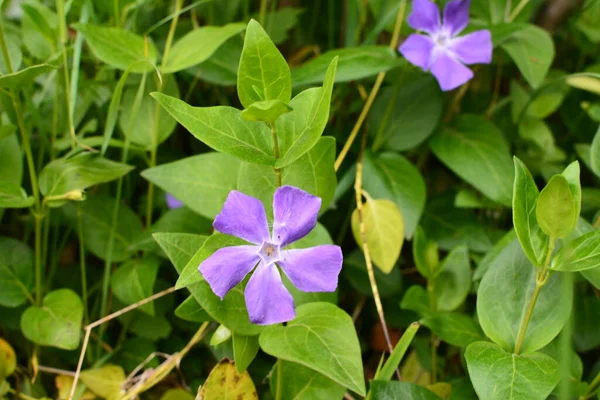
[567,75,600,95]
[352,199,404,273]
[80,365,125,400]
[198,359,257,400]
[55,375,96,400]
[0,339,16,377]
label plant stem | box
[259,0,268,26]
[275,359,283,400]
[581,372,600,399]
[514,237,556,354]
[271,123,282,187]
[428,278,438,383]
[334,0,406,171]
[145,0,182,228]
[508,0,529,22]
[77,204,89,325]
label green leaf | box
[210,324,232,346]
[152,233,208,273]
[292,46,402,87]
[73,24,157,72]
[237,137,337,215]
[429,115,514,206]
[351,199,404,273]
[536,175,577,238]
[151,93,275,165]
[0,237,33,307]
[362,151,426,239]
[80,365,126,400]
[400,285,431,316]
[370,75,443,152]
[270,360,345,400]
[198,359,257,399]
[551,231,600,271]
[465,341,559,400]
[512,157,548,266]
[21,289,83,350]
[160,389,194,400]
[412,226,439,279]
[421,313,485,347]
[194,35,242,86]
[62,194,143,262]
[237,19,291,108]
[141,152,240,220]
[232,334,259,373]
[0,183,34,208]
[21,0,56,60]
[477,239,572,353]
[275,57,338,168]
[38,153,133,197]
[433,246,471,311]
[129,312,172,340]
[590,126,600,178]
[111,257,159,316]
[562,161,581,220]
[240,99,292,124]
[259,302,366,396]
[369,381,442,400]
[162,23,245,73]
[0,134,22,189]
[174,296,211,323]
[500,24,554,88]
[0,64,57,89]
[376,322,420,381]
[258,8,303,44]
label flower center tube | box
[259,241,282,266]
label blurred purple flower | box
[166,193,184,209]
[399,0,492,91]
[199,186,343,325]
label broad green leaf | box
[129,312,171,340]
[210,324,232,346]
[174,296,211,323]
[362,151,426,238]
[518,118,566,163]
[194,35,242,86]
[412,226,439,279]
[589,126,600,178]
[240,99,292,124]
[198,359,257,399]
[259,302,366,396]
[562,161,581,220]
[465,341,559,400]
[232,334,259,373]
[512,157,547,266]
[400,285,431,316]
[429,115,513,206]
[160,389,194,400]
[162,23,245,73]
[536,175,577,238]
[73,24,157,72]
[259,8,303,44]
[473,229,517,281]
[118,75,179,150]
[0,133,22,189]
[0,64,57,89]
[351,199,404,273]
[38,153,133,197]
[477,239,572,353]
[80,365,126,400]
[0,237,33,307]
[0,183,34,208]
[237,19,291,108]
[270,360,345,400]
[62,194,143,262]
[141,152,240,220]
[501,24,554,88]
[237,137,337,215]
[111,257,159,316]
[369,381,442,400]
[421,313,485,347]
[275,58,338,168]
[21,289,83,350]
[433,246,471,311]
[21,0,56,59]
[370,75,443,152]
[151,93,275,165]
[292,46,402,87]
[551,231,600,271]
[152,233,208,273]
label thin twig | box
[37,365,76,377]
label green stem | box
[34,216,43,304]
[514,237,556,354]
[508,0,529,22]
[428,278,437,383]
[270,123,282,187]
[77,204,89,325]
[113,0,120,26]
[275,359,283,400]
[259,0,268,26]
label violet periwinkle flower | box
[399,0,492,91]
[166,193,184,209]
[198,186,343,325]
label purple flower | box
[166,193,184,209]
[399,0,492,91]
[198,186,343,325]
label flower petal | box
[430,50,473,91]
[449,30,492,65]
[166,193,184,209]
[279,245,343,292]
[272,186,321,246]
[407,0,441,34]
[443,0,470,36]
[399,34,434,71]
[245,263,295,325]
[213,190,270,245]
[199,245,260,299]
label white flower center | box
[258,241,281,265]
[432,30,453,49]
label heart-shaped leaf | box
[21,289,83,350]
[259,302,366,396]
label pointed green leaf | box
[240,99,292,124]
[0,64,57,89]
[0,183,34,208]
[232,334,259,373]
[536,175,577,238]
[412,226,439,279]
[562,161,581,219]
[551,230,600,271]
[433,246,471,311]
[152,233,208,274]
